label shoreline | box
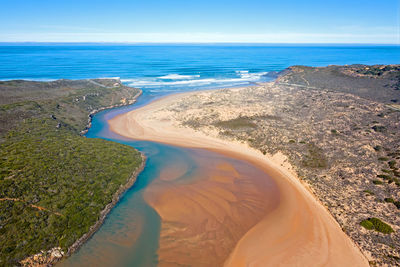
[108,89,369,266]
[80,89,143,135]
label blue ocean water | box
[2,44,399,266]
[0,44,399,100]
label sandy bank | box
[108,91,368,266]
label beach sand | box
[143,149,280,266]
[108,92,368,266]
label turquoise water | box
[1,44,399,265]
[59,101,278,266]
[1,44,399,100]
[58,101,175,266]
[1,44,398,105]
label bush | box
[372,125,386,132]
[360,219,374,230]
[301,143,328,168]
[369,218,394,234]
[388,160,397,169]
[384,198,394,203]
[363,190,374,195]
[360,218,394,234]
[377,174,392,180]
[213,116,257,130]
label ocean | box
[2,44,399,266]
[0,44,399,99]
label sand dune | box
[108,91,368,266]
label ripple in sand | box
[144,149,280,266]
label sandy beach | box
[108,91,369,266]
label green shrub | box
[373,180,383,185]
[301,143,328,168]
[384,198,394,203]
[363,189,374,195]
[360,219,374,230]
[388,160,397,169]
[214,116,257,130]
[377,174,392,180]
[387,255,400,261]
[360,218,394,234]
[369,218,394,234]
[372,125,386,132]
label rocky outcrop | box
[20,247,64,267]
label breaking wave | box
[121,70,270,91]
[158,74,200,80]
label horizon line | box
[0,41,399,45]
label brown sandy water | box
[143,148,280,266]
[60,139,279,267]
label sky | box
[0,0,399,43]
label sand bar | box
[108,91,368,266]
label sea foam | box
[122,71,269,89]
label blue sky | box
[1,0,399,43]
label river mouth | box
[59,93,280,266]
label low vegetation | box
[354,65,400,77]
[213,116,257,130]
[375,154,400,186]
[372,125,386,132]
[0,79,142,265]
[301,143,328,168]
[363,190,374,195]
[360,218,394,234]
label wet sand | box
[108,92,368,266]
[144,149,279,266]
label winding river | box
[59,92,280,266]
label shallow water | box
[59,96,279,266]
